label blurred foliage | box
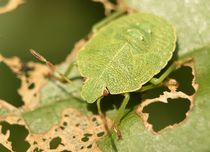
[0,0,105,63]
[0,0,105,108]
[0,1,105,151]
[0,0,8,6]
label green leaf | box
[22,98,88,134]
[77,13,176,103]
[98,44,210,151]
[123,0,210,56]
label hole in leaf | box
[64,114,69,117]
[63,121,68,126]
[0,121,30,152]
[109,0,117,5]
[33,141,38,145]
[81,136,89,142]
[84,133,92,137]
[169,66,195,95]
[49,136,62,149]
[61,150,72,152]
[97,131,105,137]
[142,85,169,99]
[87,144,92,149]
[0,143,11,152]
[33,147,44,152]
[88,92,140,115]
[92,117,96,122]
[143,98,190,132]
[60,126,65,130]
[0,62,24,107]
[42,138,46,141]
[81,133,92,142]
[28,82,35,90]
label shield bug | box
[30,11,176,137]
[76,12,176,135]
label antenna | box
[29,49,55,71]
[29,49,73,84]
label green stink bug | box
[76,12,176,134]
[30,11,176,137]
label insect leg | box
[112,93,130,138]
[139,83,161,92]
[92,10,126,32]
[114,93,130,125]
[140,58,193,92]
[97,97,103,116]
[149,63,176,85]
[113,93,130,126]
[64,61,75,77]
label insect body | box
[31,12,176,137]
[77,12,176,102]
[77,12,176,134]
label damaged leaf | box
[0,54,51,110]
[0,125,12,151]
[0,56,23,107]
[25,108,110,152]
[97,1,210,151]
[1,0,210,151]
[0,55,110,151]
[98,45,210,152]
[92,0,116,15]
[137,63,198,133]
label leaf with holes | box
[77,12,176,103]
[97,0,210,149]
[99,44,210,152]
[0,55,110,152]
